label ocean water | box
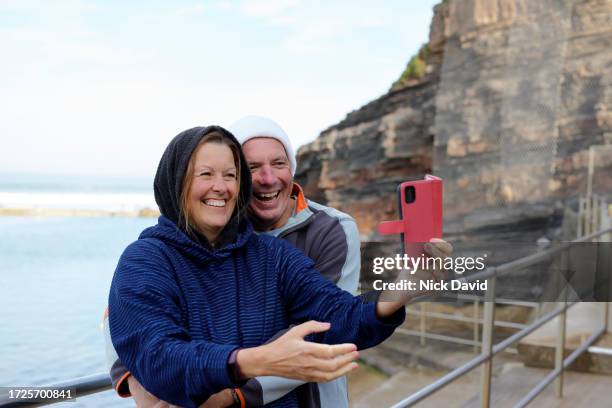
[0,174,158,406]
[0,173,156,212]
[1,216,155,407]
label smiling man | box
[103,116,360,408]
[228,115,361,408]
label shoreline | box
[0,207,160,218]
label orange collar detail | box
[292,183,308,214]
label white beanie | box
[229,115,297,176]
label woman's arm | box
[276,239,407,349]
[227,239,402,381]
[232,238,452,383]
[376,238,453,317]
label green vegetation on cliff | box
[392,44,430,90]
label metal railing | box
[403,294,539,353]
[391,226,612,408]
[0,374,112,407]
[577,194,610,239]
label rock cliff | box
[295,0,612,250]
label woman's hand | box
[376,238,453,318]
[236,320,359,382]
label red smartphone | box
[377,175,443,257]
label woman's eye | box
[224,173,237,179]
[198,172,212,177]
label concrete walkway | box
[350,363,612,407]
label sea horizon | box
[0,172,157,214]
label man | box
[104,115,361,407]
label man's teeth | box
[256,191,279,200]
[204,199,225,207]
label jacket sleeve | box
[313,213,360,294]
[238,216,362,406]
[277,239,405,350]
[108,240,241,408]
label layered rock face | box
[295,0,612,250]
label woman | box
[108,126,449,407]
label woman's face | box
[186,141,238,243]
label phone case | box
[377,175,443,256]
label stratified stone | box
[295,0,612,288]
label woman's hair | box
[179,131,243,236]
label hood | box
[140,215,253,261]
[153,125,252,247]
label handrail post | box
[577,197,584,238]
[593,195,600,232]
[605,234,610,334]
[605,239,610,332]
[480,275,496,408]
[420,302,427,346]
[555,250,569,398]
[474,296,480,354]
[586,197,592,236]
[554,300,567,397]
[603,301,609,334]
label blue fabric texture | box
[108,216,405,408]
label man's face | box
[242,137,294,231]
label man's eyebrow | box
[272,156,288,162]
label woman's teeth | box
[204,199,225,207]
[255,191,279,201]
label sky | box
[0,0,440,179]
